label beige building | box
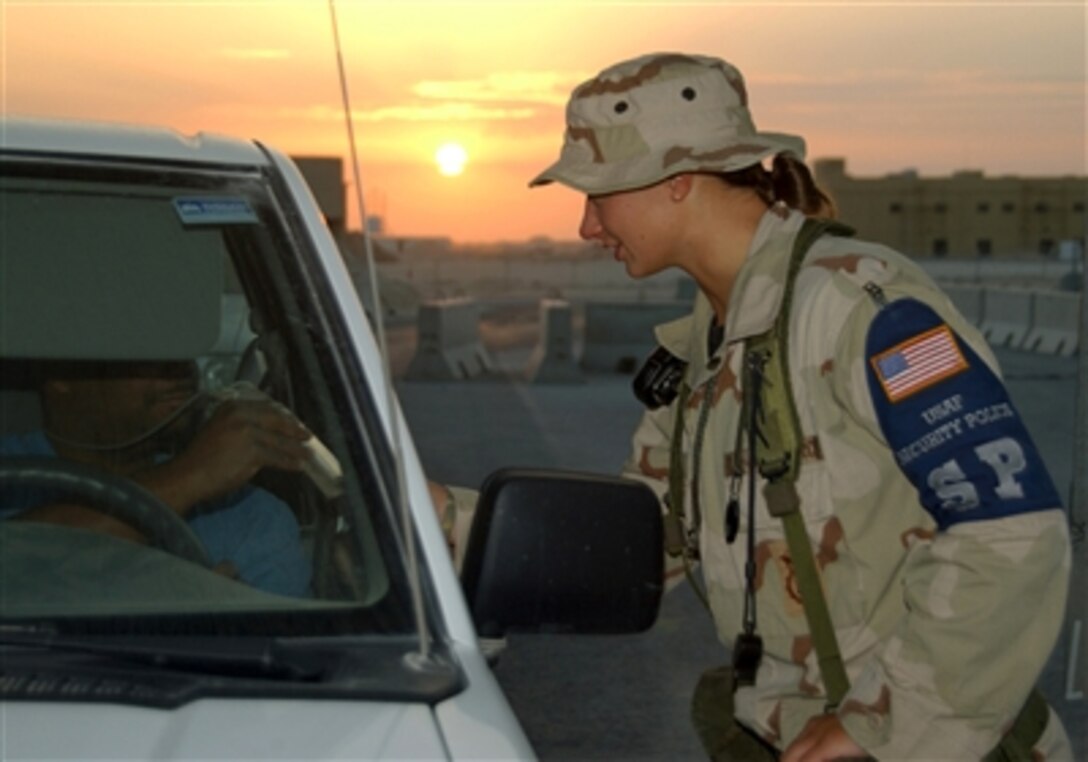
[814,158,1086,260]
[293,157,347,241]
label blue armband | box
[865,298,1061,530]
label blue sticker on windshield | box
[174,197,258,225]
[865,298,1060,530]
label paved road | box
[396,342,1086,760]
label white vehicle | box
[0,116,663,760]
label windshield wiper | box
[0,626,322,682]
[1,625,465,708]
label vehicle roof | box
[1,115,269,167]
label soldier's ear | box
[667,173,693,202]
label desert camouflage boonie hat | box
[530,52,805,195]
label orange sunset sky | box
[2,1,1085,243]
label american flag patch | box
[870,325,968,402]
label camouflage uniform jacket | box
[624,207,1072,758]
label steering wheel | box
[0,456,212,568]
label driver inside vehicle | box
[0,359,314,598]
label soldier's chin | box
[625,260,659,280]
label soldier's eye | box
[682,87,697,101]
[614,101,629,114]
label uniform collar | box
[722,205,806,344]
[652,206,806,380]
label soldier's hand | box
[781,714,869,762]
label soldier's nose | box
[579,197,603,242]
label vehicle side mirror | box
[460,468,663,637]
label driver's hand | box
[137,398,311,514]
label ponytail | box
[721,153,837,218]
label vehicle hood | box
[3,700,447,760]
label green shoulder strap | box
[746,217,854,709]
[748,218,853,483]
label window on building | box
[1002,202,1016,213]
[976,239,992,257]
[1074,202,1085,213]
[1034,202,1050,213]
[976,202,990,214]
[1039,239,1055,256]
[932,239,948,257]
[934,203,947,214]
[889,202,903,214]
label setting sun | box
[435,142,468,177]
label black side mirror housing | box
[460,468,664,637]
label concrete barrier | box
[405,298,493,381]
[581,301,690,373]
[525,300,584,384]
[1024,291,1080,356]
[943,284,985,328]
[979,287,1034,349]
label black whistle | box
[725,498,739,544]
[732,632,763,687]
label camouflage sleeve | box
[830,289,1071,759]
[621,402,693,590]
[621,404,675,500]
[447,484,479,574]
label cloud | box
[412,70,586,106]
[266,103,537,124]
[320,69,587,124]
[219,48,292,60]
[356,103,537,122]
[756,68,1083,101]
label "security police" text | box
[896,394,1016,466]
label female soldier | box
[530,52,1072,761]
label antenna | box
[327,0,431,662]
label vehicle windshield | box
[0,151,420,640]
